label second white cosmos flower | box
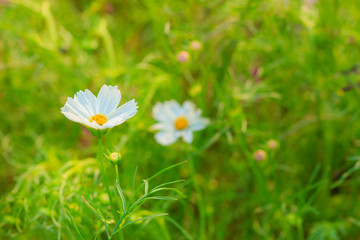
[152,100,208,145]
[61,84,138,130]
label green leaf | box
[150,188,185,198]
[129,213,168,225]
[153,179,186,190]
[146,196,177,201]
[166,217,194,240]
[66,210,84,240]
[82,196,105,222]
[130,160,188,203]
[116,180,127,214]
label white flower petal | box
[61,108,83,124]
[164,100,183,118]
[96,85,121,115]
[154,131,179,146]
[188,122,205,131]
[150,122,173,131]
[103,100,138,128]
[182,101,196,115]
[64,97,91,119]
[74,90,96,116]
[187,109,202,123]
[107,99,138,120]
[188,118,209,131]
[102,116,129,128]
[84,89,97,115]
[181,130,193,143]
[152,102,174,124]
[84,120,101,129]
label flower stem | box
[188,157,206,240]
[114,164,124,240]
[98,137,122,240]
[115,164,120,185]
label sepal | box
[88,128,110,138]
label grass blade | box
[150,188,185,197]
[153,179,186,190]
[166,216,194,240]
[116,180,127,214]
[66,210,84,240]
[131,160,188,202]
[82,196,105,222]
[146,196,177,201]
[129,213,169,225]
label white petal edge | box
[182,101,196,117]
[74,90,96,116]
[163,100,183,118]
[96,85,121,115]
[61,98,91,123]
[103,99,138,128]
[107,99,138,119]
[61,108,84,124]
[181,130,193,143]
[188,118,209,131]
[150,122,174,131]
[154,131,179,146]
[152,102,175,124]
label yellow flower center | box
[89,114,107,125]
[174,117,188,130]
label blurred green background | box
[1,0,360,239]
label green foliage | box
[309,221,347,240]
[1,0,360,239]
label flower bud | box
[176,50,190,63]
[305,0,317,5]
[189,40,202,51]
[266,139,279,150]
[254,149,266,162]
[108,152,121,164]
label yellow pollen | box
[174,117,188,130]
[89,114,107,125]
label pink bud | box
[254,149,266,162]
[266,139,279,150]
[189,40,202,51]
[176,51,190,63]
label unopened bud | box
[305,0,317,5]
[254,149,266,162]
[176,50,190,63]
[189,40,202,51]
[266,139,279,150]
[108,152,121,164]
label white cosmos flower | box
[61,84,138,130]
[152,100,208,145]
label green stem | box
[114,164,125,240]
[98,137,122,240]
[237,132,267,195]
[98,18,116,69]
[297,220,304,240]
[115,164,120,186]
[188,157,206,240]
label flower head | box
[151,100,208,145]
[61,84,138,131]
